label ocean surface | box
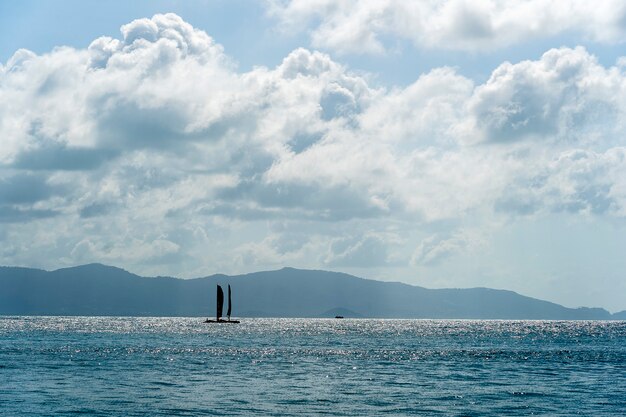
[0,317,624,416]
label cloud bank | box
[268,0,626,54]
[1,13,626,310]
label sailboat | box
[204,284,240,323]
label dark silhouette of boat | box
[204,284,240,323]
[334,315,344,319]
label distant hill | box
[613,310,626,320]
[0,264,621,319]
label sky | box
[1,0,626,312]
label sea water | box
[0,317,624,416]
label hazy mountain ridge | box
[0,264,620,319]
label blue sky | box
[2,1,626,312]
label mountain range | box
[1,263,624,319]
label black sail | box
[227,285,232,318]
[216,285,224,320]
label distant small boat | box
[335,315,344,319]
[204,284,240,323]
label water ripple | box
[0,317,624,416]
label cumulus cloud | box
[70,236,181,265]
[267,0,626,54]
[324,234,390,267]
[469,47,624,143]
[1,12,626,292]
[411,230,485,266]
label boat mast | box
[227,285,232,321]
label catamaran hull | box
[203,319,240,324]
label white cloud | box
[469,47,625,143]
[267,0,626,54]
[324,234,390,267]
[486,145,626,220]
[1,12,626,313]
[411,230,485,266]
